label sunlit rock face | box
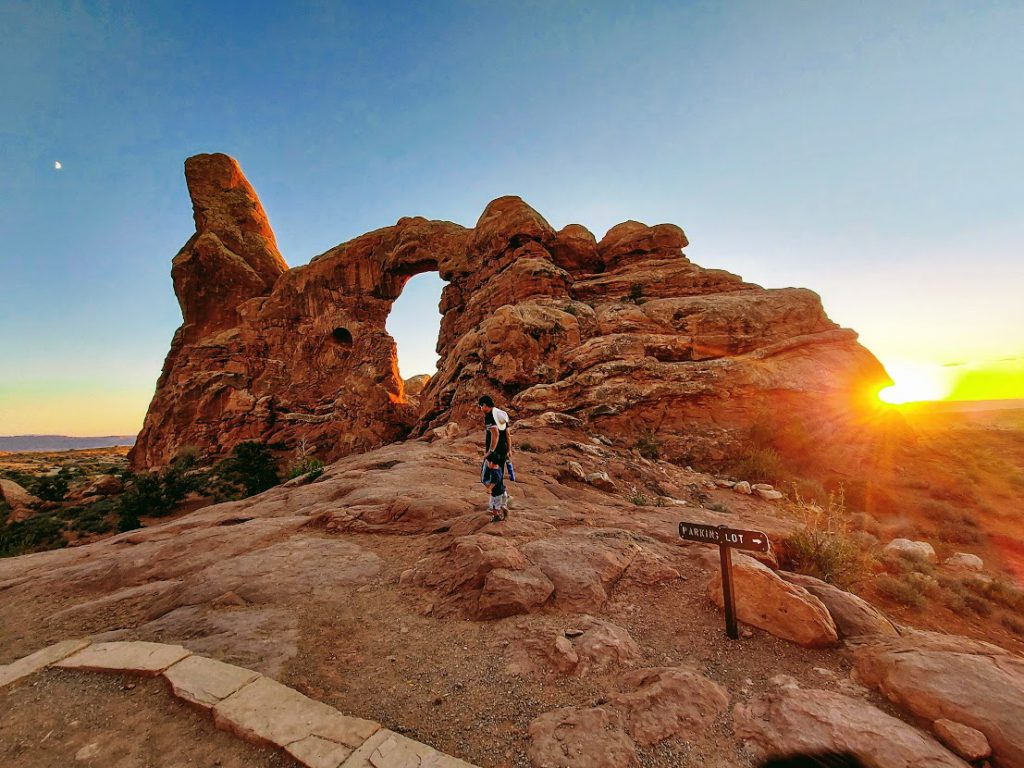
[130,153,890,469]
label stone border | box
[2,640,477,768]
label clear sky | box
[2,1,1022,435]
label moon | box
[54,161,62,170]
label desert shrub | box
[288,457,324,480]
[69,498,117,535]
[219,442,280,497]
[875,574,925,608]
[962,578,1024,612]
[32,472,69,502]
[116,472,172,524]
[0,513,66,557]
[517,441,537,453]
[879,550,934,577]
[780,486,873,589]
[964,593,994,616]
[626,487,649,506]
[922,500,983,545]
[706,501,731,514]
[730,447,785,485]
[636,431,660,461]
[1001,613,1024,635]
[928,484,979,505]
[988,580,1024,611]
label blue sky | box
[1,1,1022,433]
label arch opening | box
[386,272,447,401]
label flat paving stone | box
[163,654,261,709]
[341,728,478,768]
[0,639,91,688]
[213,675,379,762]
[287,734,356,768]
[55,641,191,676]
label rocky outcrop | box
[528,707,638,768]
[852,630,1024,768]
[0,479,39,522]
[132,152,892,469]
[608,666,729,746]
[734,681,967,767]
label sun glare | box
[877,360,952,404]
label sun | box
[876,360,952,404]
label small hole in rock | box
[332,327,353,346]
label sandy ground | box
[0,669,299,768]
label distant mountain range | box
[0,435,137,452]
[898,398,1024,413]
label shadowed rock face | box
[130,153,891,469]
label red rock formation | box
[131,153,892,470]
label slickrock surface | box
[733,680,968,767]
[853,630,1024,768]
[4,417,1022,766]
[131,153,889,469]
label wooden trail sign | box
[678,521,772,639]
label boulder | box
[780,572,899,639]
[853,630,1024,768]
[528,707,638,768]
[571,617,642,674]
[84,474,123,496]
[932,719,991,762]
[884,538,937,563]
[585,472,616,492]
[477,567,554,619]
[734,683,967,767]
[0,479,40,520]
[607,667,729,746]
[708,554,839,647]
[943,553,983,571]
[733,481,752,495]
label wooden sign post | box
[678,522,771,639]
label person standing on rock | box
[482,452,510,522]
[478,395,511,483]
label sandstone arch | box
[131,153,891,471]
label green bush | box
[875,574,925,608]
[68,499,117,535]
[636,431,660,461]
[220,442,280,497]
[287,457,324,480]
[0,513,66,557]
[33,472,69,502]
[626,487,649,506]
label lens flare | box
[876,360,953,404]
